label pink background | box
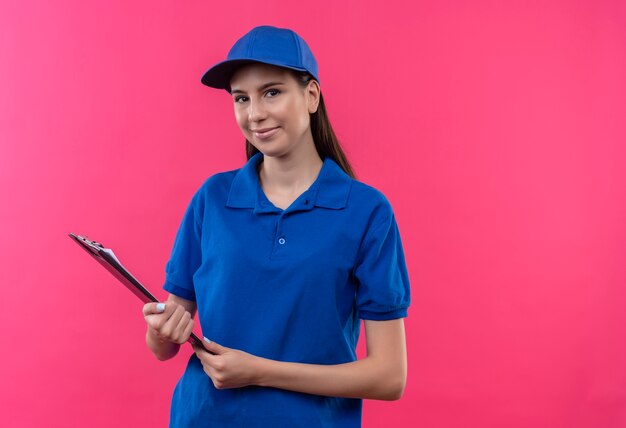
[2,1,625,427]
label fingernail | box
[156,303,166,313]
[203,336,212,344]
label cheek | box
[295,109,311,131]
[234,109,248,130]
[284,100,310,131]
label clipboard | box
[68,233,206,350]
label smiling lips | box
[251,127,280,140]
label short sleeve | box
[162,192,203,302]
[353,201,411,320]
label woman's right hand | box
[143,300,195,345]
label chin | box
[257,149,289,159]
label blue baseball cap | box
[200,26,320,90]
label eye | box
[234,95,248,103]
[265,89,280,97]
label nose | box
[247,98,267,123]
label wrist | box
[253,356,273,387]
[146,329,180,361]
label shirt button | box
[278,237,286,245]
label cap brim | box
[200,59,310,90]
[201,59,258,90]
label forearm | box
[255,356,406,401]
[146,327,181,361]
[195,320,407,399]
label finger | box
[172,312,193,344]
[197,357,218,380]
[160,305,186,337]
[193,347,221,373]
[144,305,174,332]
[180,318,195,343]
[199,352,222,370]
[144,302,179,331]
[142,302,167,316]
[202,338,228,355]
[194,341,222,366]
[192,340,213,356]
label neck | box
[258,141,323,195]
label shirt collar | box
[226,152,352,211]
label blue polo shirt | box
[163,152,410,427]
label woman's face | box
[229,63,319,158]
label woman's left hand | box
[193,339,262,389]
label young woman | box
[143,26,411,427]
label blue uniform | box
[163,152,411,427]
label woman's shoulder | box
[200,168,240,190]
[187,166,243,206]
[348,178,394,213]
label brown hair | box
[244,72,356,179]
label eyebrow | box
[230,81,285,95]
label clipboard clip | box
[73,234,103,251]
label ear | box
[306,79,321,114]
